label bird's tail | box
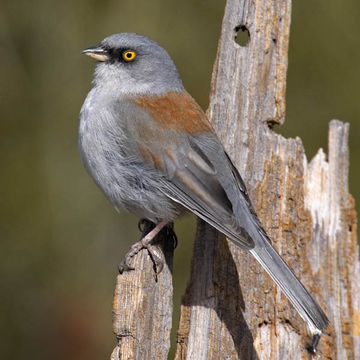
[250,234,329,334]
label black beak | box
[82,46,109,62]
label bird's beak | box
[82,46,109,62]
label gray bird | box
[79,33,329,349]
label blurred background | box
[1,0,359,359]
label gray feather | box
[250,240,329,333]
[79,89,181,222]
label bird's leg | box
[118,219,169,274]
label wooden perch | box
[110,0,360,358]
[111,231,174,359]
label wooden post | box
[111,231,174,359]
[174,0,360,359]
[110,0,360,358]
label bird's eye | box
[122,50,137,62]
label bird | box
[79,32,329,351]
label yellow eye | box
[122,50,137,62]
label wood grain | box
[109,0,359,358]
[110,232,174,359]
[174,0,359,358]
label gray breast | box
[78,87,180,222]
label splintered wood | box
[174,0,359,358]
[110,0,359,359]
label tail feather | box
[250,235,329,334]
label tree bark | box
[174,0,359,359]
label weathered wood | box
[305,121,360,359]
[110,232,174,359]
[108,0,359,358]
[174,0,359,359]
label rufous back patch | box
[133,92,212,134]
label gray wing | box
[147,133,330,333]
[139,131,256,249]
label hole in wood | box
[267,119,278,129]
[234,25,250,47]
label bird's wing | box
[158,137,255,249]
[129,91,255,249]
[128,92,329,333]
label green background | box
[1,0,359,359]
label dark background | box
[1,0,359,359]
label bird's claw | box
[118,241,165,276]
[138,218,152,234]
[118,221,166,275]
[118,261,135,274]
[118,239,145,273]
[146,244,165,275]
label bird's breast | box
[78,90,180,221]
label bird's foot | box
[118,219,168,274]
